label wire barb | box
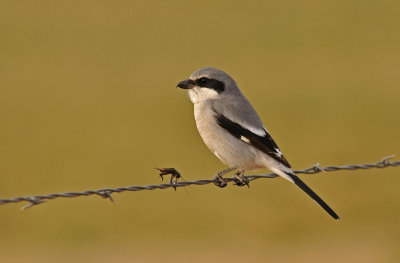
[96,190,114,203]
[0,155,398,210]
[21,197,46,210]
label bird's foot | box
[233,171,250,187]
[213,174,228,188]
[212,168,236,188]
[156,168,182,190]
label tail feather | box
[287,172,340,220]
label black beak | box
[177,79,195,89]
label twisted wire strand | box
[0,155,398,210]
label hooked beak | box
[177,79,195,89]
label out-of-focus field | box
[1,1,399,262]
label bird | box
[176,67,339,220]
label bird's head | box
[177,67,239,104]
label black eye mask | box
[195,77,225,93]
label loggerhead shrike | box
[177,67,339,220]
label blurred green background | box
[1,0,399,262]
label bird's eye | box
[197,77,208,86]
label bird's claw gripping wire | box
[213,174,228,188]
[232,171,250,187]
[212,167,236,188]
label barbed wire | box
[0,155,398,210]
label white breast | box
[193,102,265,171]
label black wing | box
[214,112,291,168]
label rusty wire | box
[0,155,398,210]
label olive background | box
[1,1,399,262]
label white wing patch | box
[246,126,266,137]
[240,136,250,143]
[233,122,265,137]
[274,148,283,157]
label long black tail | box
[287,172,340,220]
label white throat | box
[188,87,219,104]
